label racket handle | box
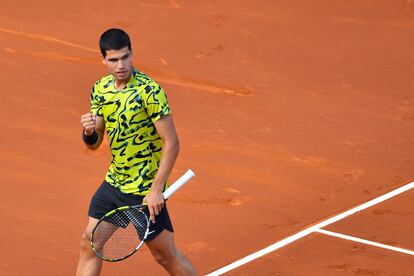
[163,169,195,199]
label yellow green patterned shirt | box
[90,69,171,195]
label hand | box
[80,112,96,135]
[143,190,165,224]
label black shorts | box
[88,181,174,241]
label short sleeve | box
[90,84,103,116]
[143,82,171,123]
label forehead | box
[105,46,131,59]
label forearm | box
[81,113,105,150]
[83,129,104,150]
[151,138,180,192]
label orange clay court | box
[0,1,413,275]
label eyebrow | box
[107,53,130,62]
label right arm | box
[80,113,105,150]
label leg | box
[76,217,102,276]
[146,230,197,276]
[77,181,119,275]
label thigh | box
[85,216,100,234]
[80,217,100,244]
[145,229,177,257]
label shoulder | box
[133,70,165,97]
[92,74,114,92]
[130,69,160,89]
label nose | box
[117,59,125,69]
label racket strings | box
[91,208,150,260]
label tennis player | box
[76,28,196,276]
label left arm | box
[144,114,180,223]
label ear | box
[101,54,107,65]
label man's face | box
[103,46,133,82]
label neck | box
[114,73,132,90]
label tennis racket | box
[90,169,195,262]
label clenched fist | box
[80,112,96,135]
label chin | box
[118,76,129,81]
[115,72,131,81]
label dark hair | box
[99,28,131,57]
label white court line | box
[206,181,414,276]
[315,229,414,256]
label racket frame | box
[90,169,195,262]
[90,205,150,262]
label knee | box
[152,248,177,267]
[79,230,93,252]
